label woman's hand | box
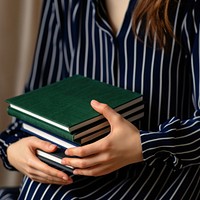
[62,100,143,176]
[7,136,73,185]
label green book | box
[6,75,143,138]
[21,109,144,145]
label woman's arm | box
[141,0,200,170]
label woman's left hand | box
[62,100,143,176]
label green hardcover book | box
[7,102,144,144]
[8,104,144,145]
[6,75,143,134]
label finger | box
[62,151,103,169]
[29,171,72,185]
[25,151,72,182]
[73,163,114,177]
[29,168,71,184]
[91,100,120,125]
[29,136,57,152]
[65,135,107,157]
[31,169,72,185]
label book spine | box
[7,107,80,144]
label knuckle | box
[26,157,34,167]
[104,153,113,162]
[101,140,112,151]
[46,175,53,182]
[113,113,122,122]
[79,160,87,168]
[102,103,109,112]
[26,166,34,176]
[88,170,95,176]
[88,169,103,177]
[77,148,86,157]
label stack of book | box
[6,75,144,172]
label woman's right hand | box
[7,136,73,185]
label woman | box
[1,0,200,199]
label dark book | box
[36,148,74,173]
[6,75,144,142]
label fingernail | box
[73,169,79,175]
[65,149,69,155]
[49,144,56,149]
[62,176,68,180]
[91,99,100,106]
[63,176,73,183]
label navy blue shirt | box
[1,0,200,199]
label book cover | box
[6,75,143,133]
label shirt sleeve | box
[140,0,200,170]
[0,120,28,170]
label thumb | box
[90,99,120,124]
[31,137,57,153]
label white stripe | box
[48,23,60,83]
[167,0,181,118]
[187,167,200,199]
[24,180,34,200]
[99,30,104,82]
[60,177,103,199]
[105,36,109,83]
[123,19,132,89]
[40,184,51,200]
[39,8,56,87]
[132,20,141,91]
[56,40,64,81]
[31,183,42,200]
[50,186,63,200]
[84,2,90,76]
[92,3,97,80]
[140,20,149,94]
[166,169,190,199]
[124,167,155,199]
[157,47,164,124]
[30,0,51,90]
[18,176,29,198]
[148,31,156,130]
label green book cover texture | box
[6,75,142,132]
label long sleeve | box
[0,120,27,170]
[141,0,200,170]
[141,113,200,169]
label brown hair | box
[132,0,174,48]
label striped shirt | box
[0,0,200,199]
